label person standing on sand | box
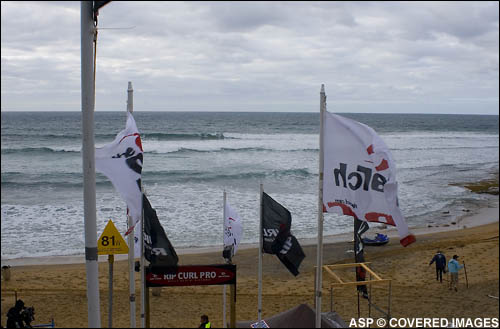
[199,315,211,328]
[448,255,464,292]
[429,250,447,283]
[6,299,26,328]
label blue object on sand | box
[362,233,389,246]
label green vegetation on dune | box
[452,172,499,195]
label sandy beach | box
[1,199,498,328]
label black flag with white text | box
[143,195,178,268]
[262,192,305,276]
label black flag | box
[143,195,178,268]
[262,192,305,276]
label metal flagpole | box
[230,283,236,328]
[81,2,101,327]
[140,188,146,328]
[258,183,263,321]
[315,84,326,328]
[108,254,114,328]
[127,81,134,113]
[127,82,136,328]
[126,81,137,328]
[223,284,227,328]
[223,190,227,328]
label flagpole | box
[141,188,146,328]
[315,84,326,328]
[81,2,101,327]
[126,81,137,328]
[223,190,227,328]
[258,183,263,321]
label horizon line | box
[1,110,499,116]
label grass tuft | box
[452,172,499,195]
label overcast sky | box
[1,1,499,114]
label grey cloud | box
[1,1,498,114]
[204,1,288,31]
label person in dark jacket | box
[429,250,447,283]
[6,299,26,328]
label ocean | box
[1,111,498,260]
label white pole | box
[81,2,101,327]
[223,190,227,328]
[126,81,136,328]
[140,189,146,328]
[315,84,326,328]
[258,183,263,321]
[127,81,134,113]
[223,285,227,327]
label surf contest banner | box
[261,192,305,276]
[322,111,415,247]
[95,112,143,235]
[146,264,236,287]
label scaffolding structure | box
[319,262,392,327]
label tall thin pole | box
[223,284,227,327]
[258,183,263,321]
[126,81,136,328]
[230,283,236,328]
[145,284,150,328]
[140,190,146,328]
[108,254,114,328]
[127,81,134,113]
[387,281,392,322]
[223,190,227,328]
[463,262,469,288]
[81,2,101,327]
[315,84,326,328]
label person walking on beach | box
[448,255,464,292]
[429,250,446,283]
[199,315,211,328]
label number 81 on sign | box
[97,219,129,255]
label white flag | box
[224,201,243,255]
[322,111,415,247]
[96,112,143,235]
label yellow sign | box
[98,220,129,255]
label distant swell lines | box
[2,145,498,155]
[2,132,230,141]
[1,147,79,154]
[1,168,314,188]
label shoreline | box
[3,200,498,267]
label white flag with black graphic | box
[95,112,143,235]
[322,111,415,246]
[223,201,243,255]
